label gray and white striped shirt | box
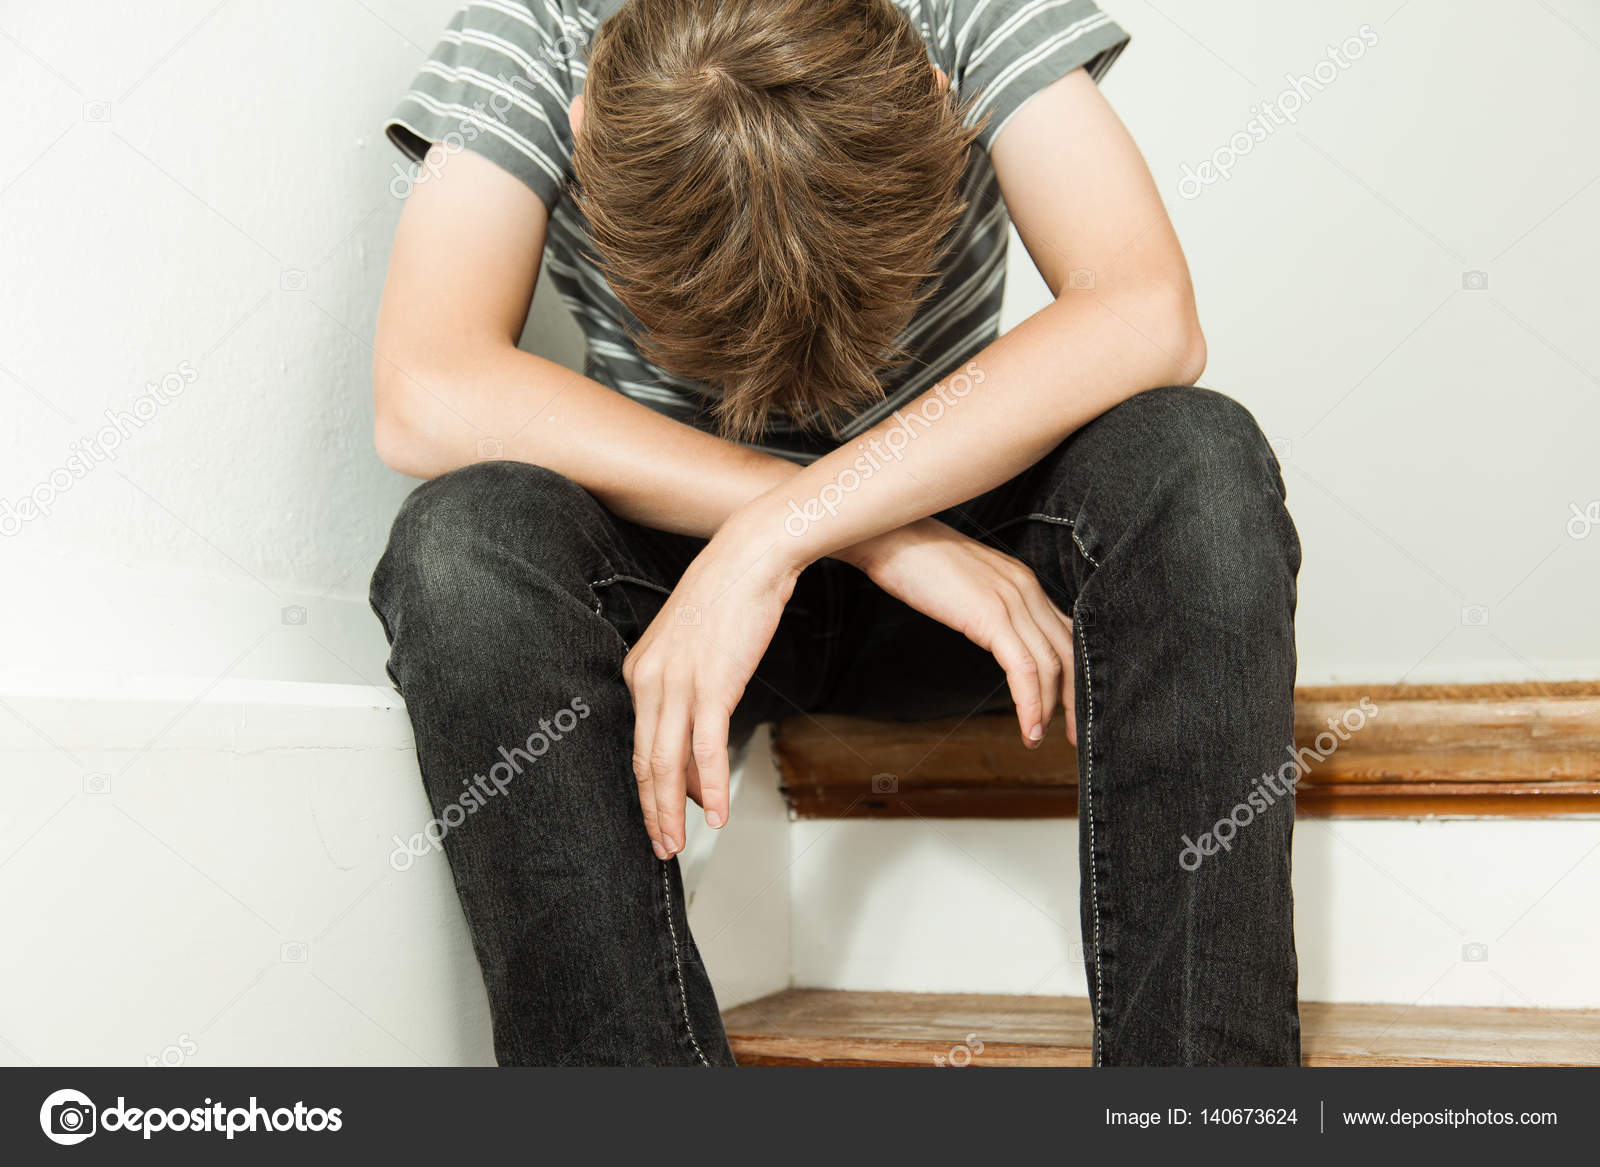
[386,0,1129,462]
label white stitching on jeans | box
[1020,512,1101,568]
[661,861,712,1067]
[589,572,671,594]
[1075,607,1105,1067]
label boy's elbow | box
[371,360,428,477]
[1173,306,1207,386]
[1151,279,1207,386]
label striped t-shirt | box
[386,0,1129,462]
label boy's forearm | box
[375,289,1197,563]
[730,287,1205,572]
[375,341,801,539]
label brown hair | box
[572,0,979,440]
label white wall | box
[0,0,583,688]
[788,815,1600,1011]
[1000,0,1600,685]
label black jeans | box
[370,385,1303,1066]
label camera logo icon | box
[677,604,701,626]
[1460,604,1490,627]
[40,1088,97,1145]
[279,269,308,291]
[1462,942,1489,963]
[1067,268,1096,291]
[870,772,899,794]
[281,605,307,626]
[281,941,309,963]
[1568,501,1600,540]
[1461,270,1489,291]
[476,437,504,459]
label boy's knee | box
[371,462,608,639]
[1035,386,1299,603]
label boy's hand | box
[841,518,1078,748]
[622,512,799,859]
[624,510,1075,859]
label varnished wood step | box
[773,681,1600,819]
[723,989,1600,1066]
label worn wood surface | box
[774,682,1600,819]
[723,988,1600,1067]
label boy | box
[371,0,1301,1066]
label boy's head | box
[571,0,978,440]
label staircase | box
[735,682,1600,1067]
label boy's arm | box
[372,148,801,537]
[626,69,1207,854]
[759,67,1206,558]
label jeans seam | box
[660,861,712,1067]
[1070,505,1105,1064]
[1016,512,1101,569]
[589,572,671,612]
[1075,612,1104,1067]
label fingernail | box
[1029,724,1044,742]
[706,810,724,829]
[652,839,668,860]
[661,834,677,855]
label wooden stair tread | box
[723,989,1600,1067]
[773,681,1600,819]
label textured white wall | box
[1001,0,1600,685]
[0,0,581,687]
[788,815,1600,1010]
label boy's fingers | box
[990,631,1045,748]
[630,696,667,859]
[1044,623,1077,746]
[691,701,731,829]
[1019,586,1075,744]
[684,756,705,808]
[1001,590,1059,744]
[649,690,692,856]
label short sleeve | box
[949,0,1130,150]
[384,2,588,211]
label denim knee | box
[1032,386,1300,611]
[370,461,606,650]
